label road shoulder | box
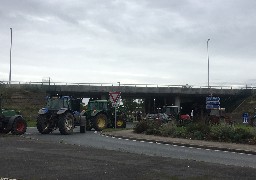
[103,129,256,155]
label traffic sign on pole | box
[206,96,220,109]
[109,92,121,129]
[109,92,121,104]
[206,104,220,109]
[206,97,220,101]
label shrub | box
[133,120,149,134]
[233,127,253,143]
[134,121,256,145]
[159,123,176,137]
[173,126,187,138]
[186,123,210,140]
[145,120,162,135]
[210,125,235,142]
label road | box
[24,126,256,169]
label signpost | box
[109,92,121,128]
[206,96,220,109]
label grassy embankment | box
[0,86,46,127]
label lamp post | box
[153,98,156,113]
[9,28,12,84]
[207,38,210,88]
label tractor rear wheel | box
[37,114,53,134]
[11,117,27,135]
[94,114,107,131]
[58,112,74,135]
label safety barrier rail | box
[0,80,255,90]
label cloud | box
[0,0,255,86]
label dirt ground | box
[0,135,256,180]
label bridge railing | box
[0,80,254,90]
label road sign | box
[109,92,121,103]
[206,101,220,105]
[206,104,220,109]
[206,96,220,109]
[206,97,220,101]
[109,92,121,129]
[112,102,118,107]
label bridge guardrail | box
[0,80,254,90]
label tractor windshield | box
[88,101,97,110]
[46,98,69,110]
[87,101,108,111]
[163,106,179,116]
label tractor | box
[37,96,86,135]
[162,105,191,125]
[81,100,126,131]
[0,95,27,135]
[207,108,233,125]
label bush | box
[145,120,162,135]
[173,126,187,138]
[186,123,210,140]
[133,120,149,134]
[209,125,234,142]
[233,126,253,143]
[133,120,162,135]
[134,121,256,144]
[158,123,176,137]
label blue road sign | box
[206,101,220,105]
[206,104,220,109]
[206,97,220,101]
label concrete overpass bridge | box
[3,82,253,114]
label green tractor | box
[0,95,27,135]
[37,96,86,135]
[81,100,126,131]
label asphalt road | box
[1,127,256,180]
[24,126,256,169]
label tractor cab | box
[162,105,180,119]
[44,96,81,112]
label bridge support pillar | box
[175,96,181,109]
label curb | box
[102,132,256,155]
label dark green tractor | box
[81,100,126,131]
[0,95,27,135]
[37,96,85,135]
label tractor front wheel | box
[94,114,107,131]
[58,112,74,135]
[37,115,53,134]
[11,117,27,135]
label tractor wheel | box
[94,114,107,131]
[58,112,74,135]
[37,114,53,134]
[116,118,126,128]
[11,117,27,135]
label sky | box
[0,0,256,87]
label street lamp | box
[207,38,210,88]
[153,98,156,113]
[9,28,12,84]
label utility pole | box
[207,38,210,88]
[9,28,12,84]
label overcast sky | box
[0,0,255,87]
